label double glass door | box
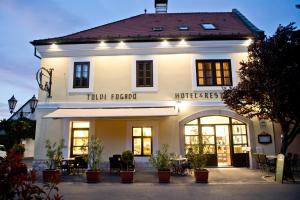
[184,116,249,167]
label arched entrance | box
[179,110,255,168]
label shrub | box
[88,136,104,171]
[121,150,134,171]
[45,139,65,170]
[149,144,171,171]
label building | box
[31,2,276,170]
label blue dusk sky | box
[0,0,299,119]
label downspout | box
[34,47,41,59]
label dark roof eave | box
[31,34,255,46]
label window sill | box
[192,86,232,91]
[68,87,93,94]
[131,87,158,93]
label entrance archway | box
[179,109,255,168]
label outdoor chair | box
[252,153,261,169]
[73,156,88,174]
[109,154,122,173]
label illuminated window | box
[73,62,90,88]
[132,127,152,156]
[196,60,232,86]
[71,122,89,157]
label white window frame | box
[191,55,238,91]
[68,57,94,93]
[131,57,158,93]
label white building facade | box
[31,8,276,170]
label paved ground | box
[53,168,300,200]
[60,168,274,184]
[59,183,300,200]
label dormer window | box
[201,23,216,30]
[152,27,163,31]
[179,25,189,31]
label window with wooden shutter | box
[136,61,153,87]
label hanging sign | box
[275,154,285,184]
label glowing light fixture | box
[179,38,188,46]
[117,41,127,48]
[161,40,169,46]
[243,38,253,46]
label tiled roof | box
[31,9,263,45]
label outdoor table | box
[61,158,75,175]
[171,157,188,176]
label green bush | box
[149,144,171,171]
[45,139,65,170]
[88,136,104,171]
[188,143,207,170]
[121,150,134,171]
[12,144,25,154]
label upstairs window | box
[201,23,216,30]
[196,60,232,86]
[179,25,189,31]
[136,61,153,87]
[73,62,90,88]
[152,27,163,31]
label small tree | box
[88,136,104,171]
[222,23,300,154]
[45,139,65,170]
[149,144,171,171]
[121,150,134,171]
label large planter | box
[194,169,209,183]
[158,170,170,183]
[43,169,61,183]
[120,170,134,183]
[86,170,101,183]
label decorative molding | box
[191,55,239,91]
[37,100,225,109]
[131,56,158,93]
[67,57,94,94]
[36,40,249,58]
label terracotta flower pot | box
[86,170,101,183]
[120,170,134,183]
[194,169,209,183]
[43,169,61,183]
[158,170,170,183]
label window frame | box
[70,122,89,158]
[132,127,153,157]
[73,62,90,89]
[136,60,154,88]
[195,59,233,87]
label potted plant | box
[43,139,65,182]
[149,144,171,183]
[86,136,104,183]
[12,143,25,161]
[120,150,135,183]
[188,143,209,183]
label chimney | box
[155,0,168,13]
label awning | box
[43,107,177,119]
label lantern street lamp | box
[8,95,17,114]
[8,95,38,118]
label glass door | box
[215,125,231,166]
[201,126,217,166]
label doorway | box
[184,116,249,167]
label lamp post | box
[8,95,38,118]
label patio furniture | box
[109,154,122,173]
[60,158,75,175]
[73,156,88,174]
[171,157,188,176]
